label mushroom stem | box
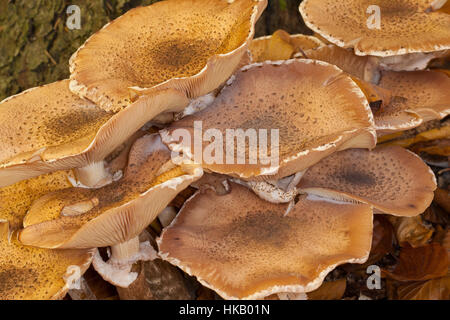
[92,236,158,288]
[74,161,113,188]
[110,237,140,262]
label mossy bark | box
[0,0,307,101]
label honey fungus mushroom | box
[19,134,203,287]
[304,45,450,135]
[160,59,376,181]
[299,0,450,71]
[0,170,73,231]
[375,70,450,135]
[69,0,267,113]
[0,222,94,300]
[0,80,189,188]
[297,146,437,217]
[157,182,373,300]
[249,29,324,62]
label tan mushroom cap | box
[69,0,267,113]
[0,222,94,300]
[0,170,73,231]
[19,134,203,249]
[158,183,373,300]
[161,59,376,180]
[299,0,450,57]
[0,80,189,187]
[376,70,450,133]
[298,146,437,217]
[249,29,323,62]
[304,45,379,82]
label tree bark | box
[0,0,307,100]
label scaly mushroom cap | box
[249,30,323,62]
[299,0,450,57]
[0,170,73,231]
[373,97,424,135]
[304,45,380,82]
[69,0,267,112]
[158,183,373,300]
[0,80,189,187]
[160,59,376,180]
[19,134,203,249]
[0,222,94,300]
[298,146,437,217]
[375,70,450,133]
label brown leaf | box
[307,279,347,300]
[388,215,434,248]
[411,139,450,157]
[396,276,450,300]
[383,243,449,281]
[367,215,395,264]
[434,188,450,214]
[423,203,449,225]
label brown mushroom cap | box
[161,59,376,180]
[0,80,189,187]
[249,30,323,62]
[0,222,94,300]
[70,0,267,113]
[19,134,203,249]
[298,146,437,216]
[304,45,379,82]
[158,182,373,299]
[299,0,450,57]
[376,70,450,133]
[0,170,73,231]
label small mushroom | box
[376,70,450,134]
[157,183,373,299]
[70,0,267,113]
[0,80,189,187]
[19,134,203,287]
[299,0,450,65]
[249,29,323,62]
[298,146,437,217]
[0,221,94,300]
[161,59,376,180]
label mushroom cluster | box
[0,0,446,300]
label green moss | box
[0,0,162,101]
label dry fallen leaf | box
[367,215,395,264]
[265,30,295,61]
[396,276,450,300]
[411,139,450,157]
[388,216,434,248]
[379,122,450,147]
[383,243,449,282]
[307,278,347,300]
[423,203,449,225]
[434,188,450,213]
